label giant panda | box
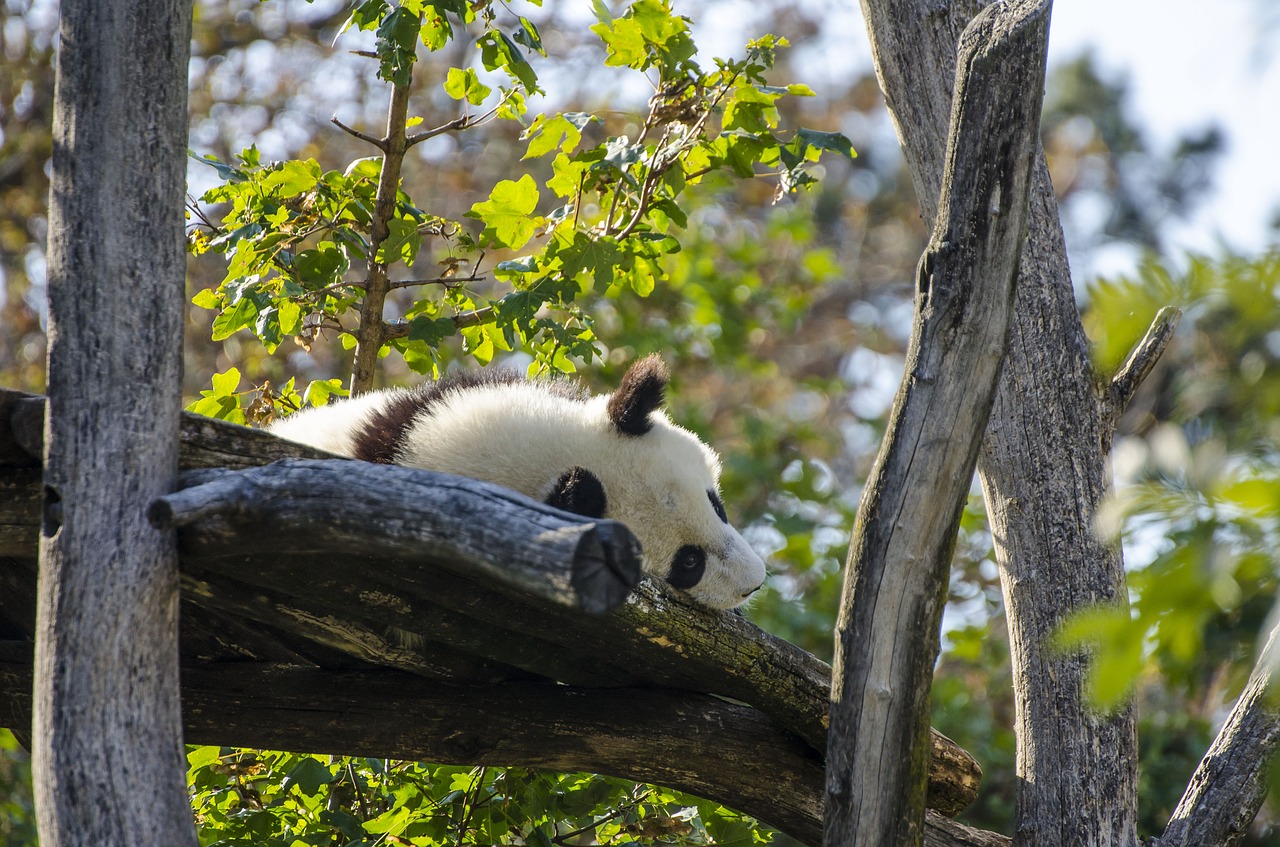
[267,355,768,609]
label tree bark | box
[857,1,1142,845]
[33,1,197,845]
[150,460,642,616]
[1157,620,1280,847]
[825,3,1049,846]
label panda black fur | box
[268,356,768,609]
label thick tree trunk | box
[857,1,1141,845]
[33,1,197,845]
[826,4,1049,845]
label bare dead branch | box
[1157,620,1280,847]
[1100,305,1182,441]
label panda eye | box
[707,490,728,524]
[666,545,706,590]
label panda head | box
[545,356,768,610]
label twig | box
[1100,305,1182,440]
[303,280,367,301]
[549,788,655,846]
[406,115,470,148]
[331,115,388,152]
[381,306,497,341]
[186,197,217,229]
[387,276,469,291]
[453,767,487,847]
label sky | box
[694,0,1280,278]
[1049,0,1280,268]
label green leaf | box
[188,151,246,183]
[419,6,453,50]
[277,299,302,336]
[294,246,346,287]
[467,174,541,250]
[212,367,241,396]
[513,16,545,56]
[408,315,456,347]
[631,0,686,44]
[187,394,242,423]
[522,113,593,160]
[304,378,348,408]
[444,67,492,105]
[260,159,321,197]
[191,288,220,309]
[795,127,857,161]
[186,746,222,770]
[477,30,539,93]
[211,296,259,340]
[283,757,333,797]
[590,17,647,69]
[376,6,420,85]
[376,217,424,266]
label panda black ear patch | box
[546,467,607,519]
[606,355,668,436]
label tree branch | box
[405,114,470,148]
[1100,305,1182,443]
[381,306,498,342]
[1,390,986,828]
[1157,620,1280,847]
[349,81,412,395]
[330,115,389,152]
[825,3,1050,846]
[0,646,1004,847]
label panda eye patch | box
[707,490,728,524]
[666,545,706,590]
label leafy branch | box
[186,0,854,414]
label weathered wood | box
[150,460,642,616]
[825,3,1048,846]
[2,386,338,471]
[0,641,996,847]
[1157,621,1280,847]
[1100,306,1182,444]
[0,391,984,819]
[34,0,197,844]
[858,1,1146,844]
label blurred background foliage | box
[1,0,1278,843]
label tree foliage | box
[186,0,852,406]
[187,749,767,847]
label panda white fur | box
[267,356,767,609]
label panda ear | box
[606,355,668,436]
[546,467,607,518]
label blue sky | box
[695,0,1279,276]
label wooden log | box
[826,3,1050,846]
[0,642,1000,847]
[0,390,983,814]
[150,459,642,616]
